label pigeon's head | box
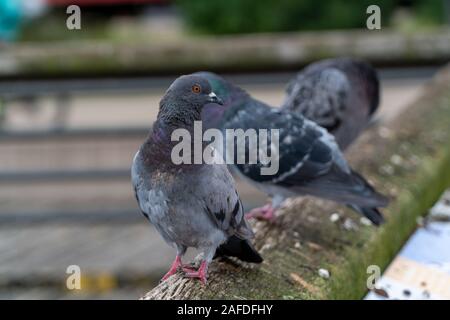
[165,75,222,108]
[158,75,223,125]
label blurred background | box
[0,0,449,299]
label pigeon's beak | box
[208,92,223,105]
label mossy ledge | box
[142,64,450,300]
[2,28,450,77]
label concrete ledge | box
[142,63,450,299]
[1,28,450,78]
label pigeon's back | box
[281,58,380,150]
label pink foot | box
[183,260,208,285]
[245,204,276,221]
[161,255,182,281]
[181,265,197,273]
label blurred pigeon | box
[281,58,380,150]
[132,75,262,285]
[197,71,388,224]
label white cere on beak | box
[209,92,218,99]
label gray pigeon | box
[281,58,380,150]
[132,75,262,284]
[197,70,388,223]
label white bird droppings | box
[360,217,373,226]
[330,212,340,223]
[343,218,358,231]
[318,268,330,279]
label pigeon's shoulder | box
[221,98,273,129]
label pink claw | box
[183,260,208,285]
[245,204,276,222]
[161,255,183,281]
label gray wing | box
[198,164,254,240]
[131,150,164,222]
[222,105,387,207]
[131,151,148,219]
[224,105,350,187]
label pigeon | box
[132,75,262,285]
[281,58,380,150]
[197,71,388,224]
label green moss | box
[326,90,450,299]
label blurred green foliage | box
[176,0,398,34]
[176,0,449,34]
[414,0,447,25]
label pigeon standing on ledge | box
[197,64,387,223]
[281,58,380,150]
[132,75,262,285]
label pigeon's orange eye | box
[192,84,201,94]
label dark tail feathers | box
[347,170,388,226]
[348,204,385,226]
[214,236,263,263]
[350,169,389,207]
